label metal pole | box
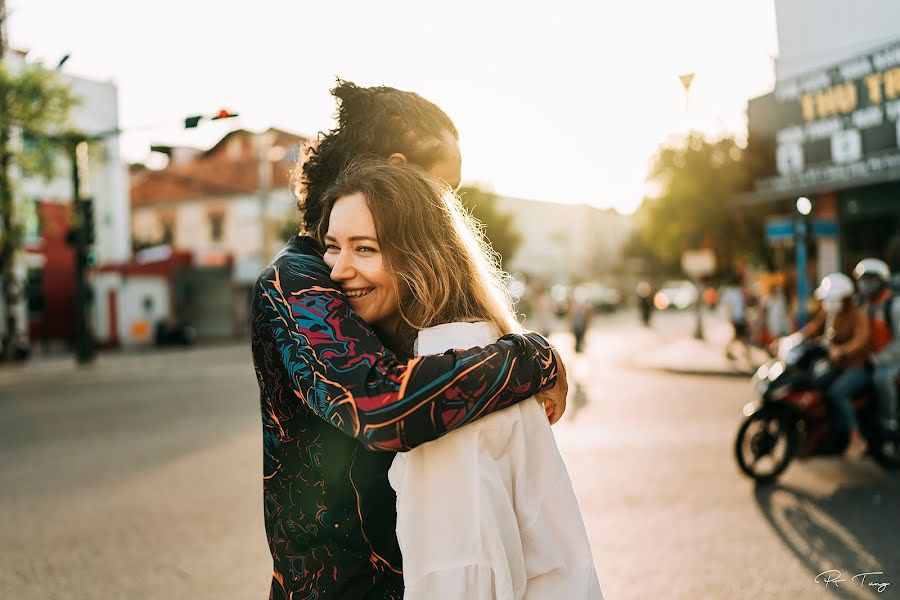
[694,277,704,340]
[71,139,95,364]
[795,214,808,328]
[679,73,703,340]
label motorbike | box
[734,332,900,483]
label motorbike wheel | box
[873,434,900,470]
[735,408,797,483]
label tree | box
[0,47,77,358]
[627,133,764,277]
[457,185,522,270]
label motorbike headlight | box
[767,361,786,381]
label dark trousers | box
[812,366,870,433]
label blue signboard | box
[765,218,795,243]
[765,218,837,243]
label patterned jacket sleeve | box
[251,248,559,452]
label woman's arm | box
[251,249,559,452]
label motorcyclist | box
[852,258,900,436]
[802,273,871,460]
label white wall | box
[10,54,131,263]
[494,195,632,282]
[775,0,900,81]
[116,277,169,346]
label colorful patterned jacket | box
[251,236,559,599]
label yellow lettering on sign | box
[865,72,883,104]
[800,94,817,121]
[801,82,858,120]
[813,88,838,118]
[834,81,858,113]
[884,67,900,100]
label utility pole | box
[678,72,705,340]
[68,136,96,364]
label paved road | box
[1,311,897,599]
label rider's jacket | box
[803,304,870,369]
[861,288,900,367]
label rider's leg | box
[872,364,900,433]
[825,367,870,458]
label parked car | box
[577,283,622,312]
[653,280,698,310]
[550,284,572,317]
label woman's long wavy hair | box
[315,158,521,357]
[296,80,458,234]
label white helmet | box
[852,258,890,283]
[814,272,855,302]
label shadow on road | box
[753,479,900,598]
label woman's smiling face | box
[323,192,402,330]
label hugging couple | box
[251,80,603,599]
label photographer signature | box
[816,570,891,593]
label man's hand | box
[536,348,568,425]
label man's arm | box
[251,250,558,452]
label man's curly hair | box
[293,79,458,233]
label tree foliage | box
[0,60,77,356]
[627,134,762,276]
[457,185,522,269]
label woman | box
[253,80,568,599]
[802,273,871,460]
[317,158,603,599]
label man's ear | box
[387,152,408,165]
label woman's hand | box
[536,349,568,424]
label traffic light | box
[184,109,238,128]
[81,198,95,246]
[211,108,238,121]
[67,199,96,248]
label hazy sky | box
[9,0,778,213]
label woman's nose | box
[330,252,355,282]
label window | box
[209,213,224,242]
[162,221,175,245]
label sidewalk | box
[632,314,771,378]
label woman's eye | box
[357,246,376,254]
[324,244,339,252]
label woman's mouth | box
[344,288,374,299]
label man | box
[722,275,751,364]
[251,81,568,599]
[853,258,900,436]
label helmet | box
[851,258,890,283]
[814,273,855,302]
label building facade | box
[494,195,632,283]
[130,128,308,336]
[742,3,900,276]
[4,50,130,348]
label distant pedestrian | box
[637,281,653,326]
[571,295,592,353]
[764,286,791,340]
[722,276,751,363]
[528,282,555,337]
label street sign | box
[765,217,837,243]
[681,249,716,278]
[766,218,795,243]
